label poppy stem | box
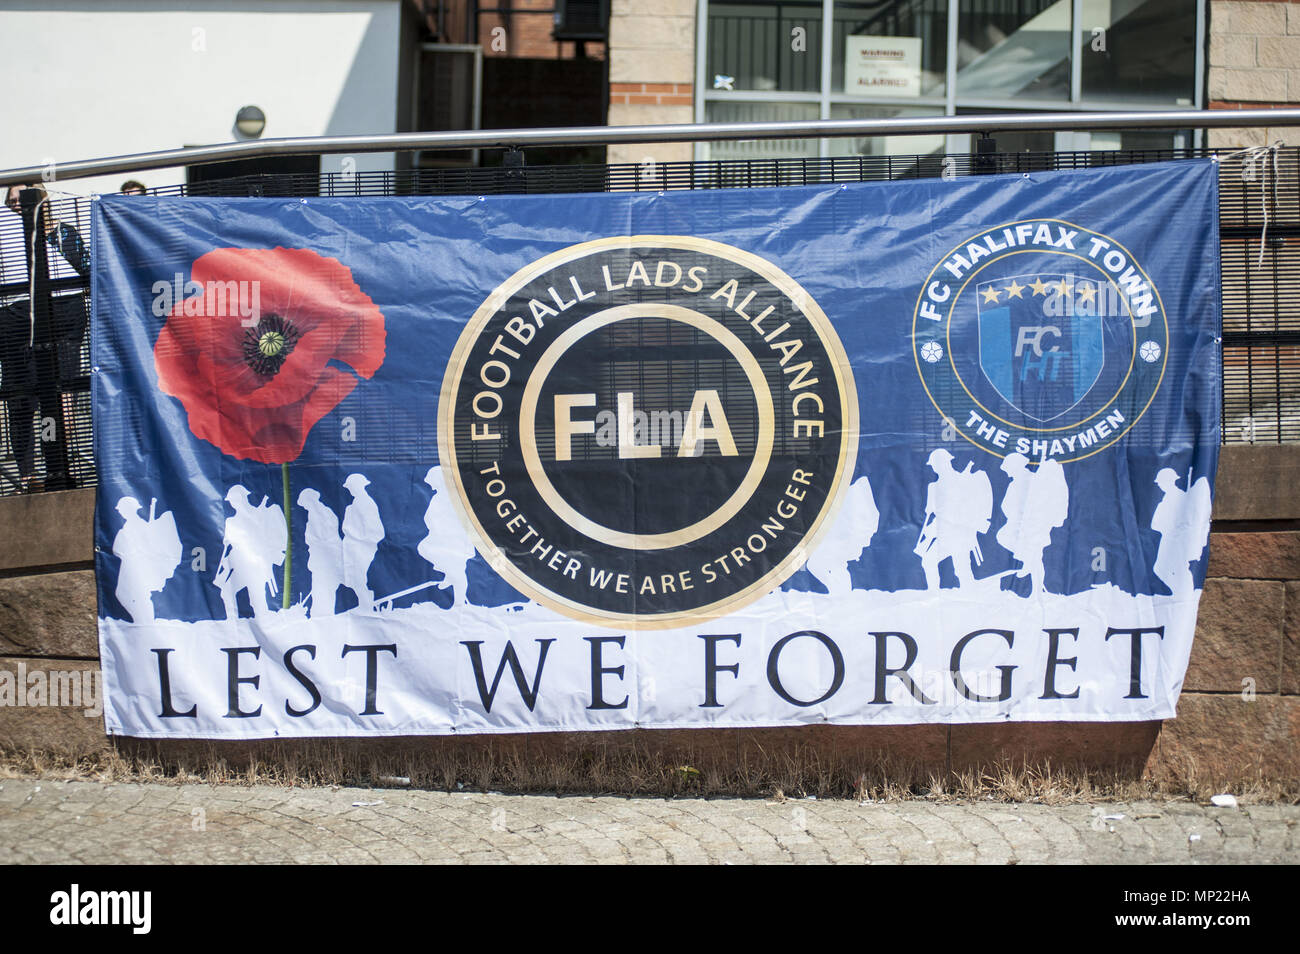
[281,463,292,609]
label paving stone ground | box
[0,778,1296,864]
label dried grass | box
[2,738,1295,803]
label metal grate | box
[1217,149,1300,446]
[0,190,94,496]
[1,146,1294,497]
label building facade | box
[1207,0,1300,147]
[0,0,425,196]
[607,0,1300,167]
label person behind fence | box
[0,183,89,492]
[215,485,286,619]
[3,184,88,277]
[915,449,992,590]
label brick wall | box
[1208,0,1300,147]
[477,0,605,60]
[609,82,693,108]
[0,446,1295,785]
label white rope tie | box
[20,187,82,347]
[1215,141,1284,270]
[26,194,48,347]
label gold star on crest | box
[979,286,1001,304]
[1077,283,1097,305]
[1004,279,1026,299]
[1028,277,1051,296]
[1056,279,1071,297]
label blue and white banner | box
[92,159,1221,738]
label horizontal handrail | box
[3,109,1299,188]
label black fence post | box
[975,134,998,175]
[17,187,71,491]
[504,147,526,192]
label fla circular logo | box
[439,236,858,628]
[912,219,1168,462]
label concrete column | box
[606,0,697,165]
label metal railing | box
[1,132,1296,496]
[3,109,1300,185]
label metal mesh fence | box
[0,145,1294,497]
[0,190,94,495]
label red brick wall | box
[477,1,606,61]
[608,82,693,107]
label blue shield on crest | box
[977,273,1105,422]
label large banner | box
[92,159,1221,738]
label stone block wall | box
[606,0,696,165]
[1208,0,1300,147]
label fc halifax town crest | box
[913,219,1168,462]
[976,273,1104,422]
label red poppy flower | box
[154,247,386,464]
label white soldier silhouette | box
[804,473,879,596]
[341,473,384,611]
[111,496,182,623]
[995,453,1069,595]
[1151,467,1212,596]
[298,488,343,618]
[418,465,474,604]
[216,485,286,619]
[915,449,993,590]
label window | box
[707,0,823,92]
[705,101,821,160]
[1080,0,1198,105]
[833,0,948,97]
[956,0,1070,101]
[698,0,1205,160]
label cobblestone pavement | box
[1,778,1296,864]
